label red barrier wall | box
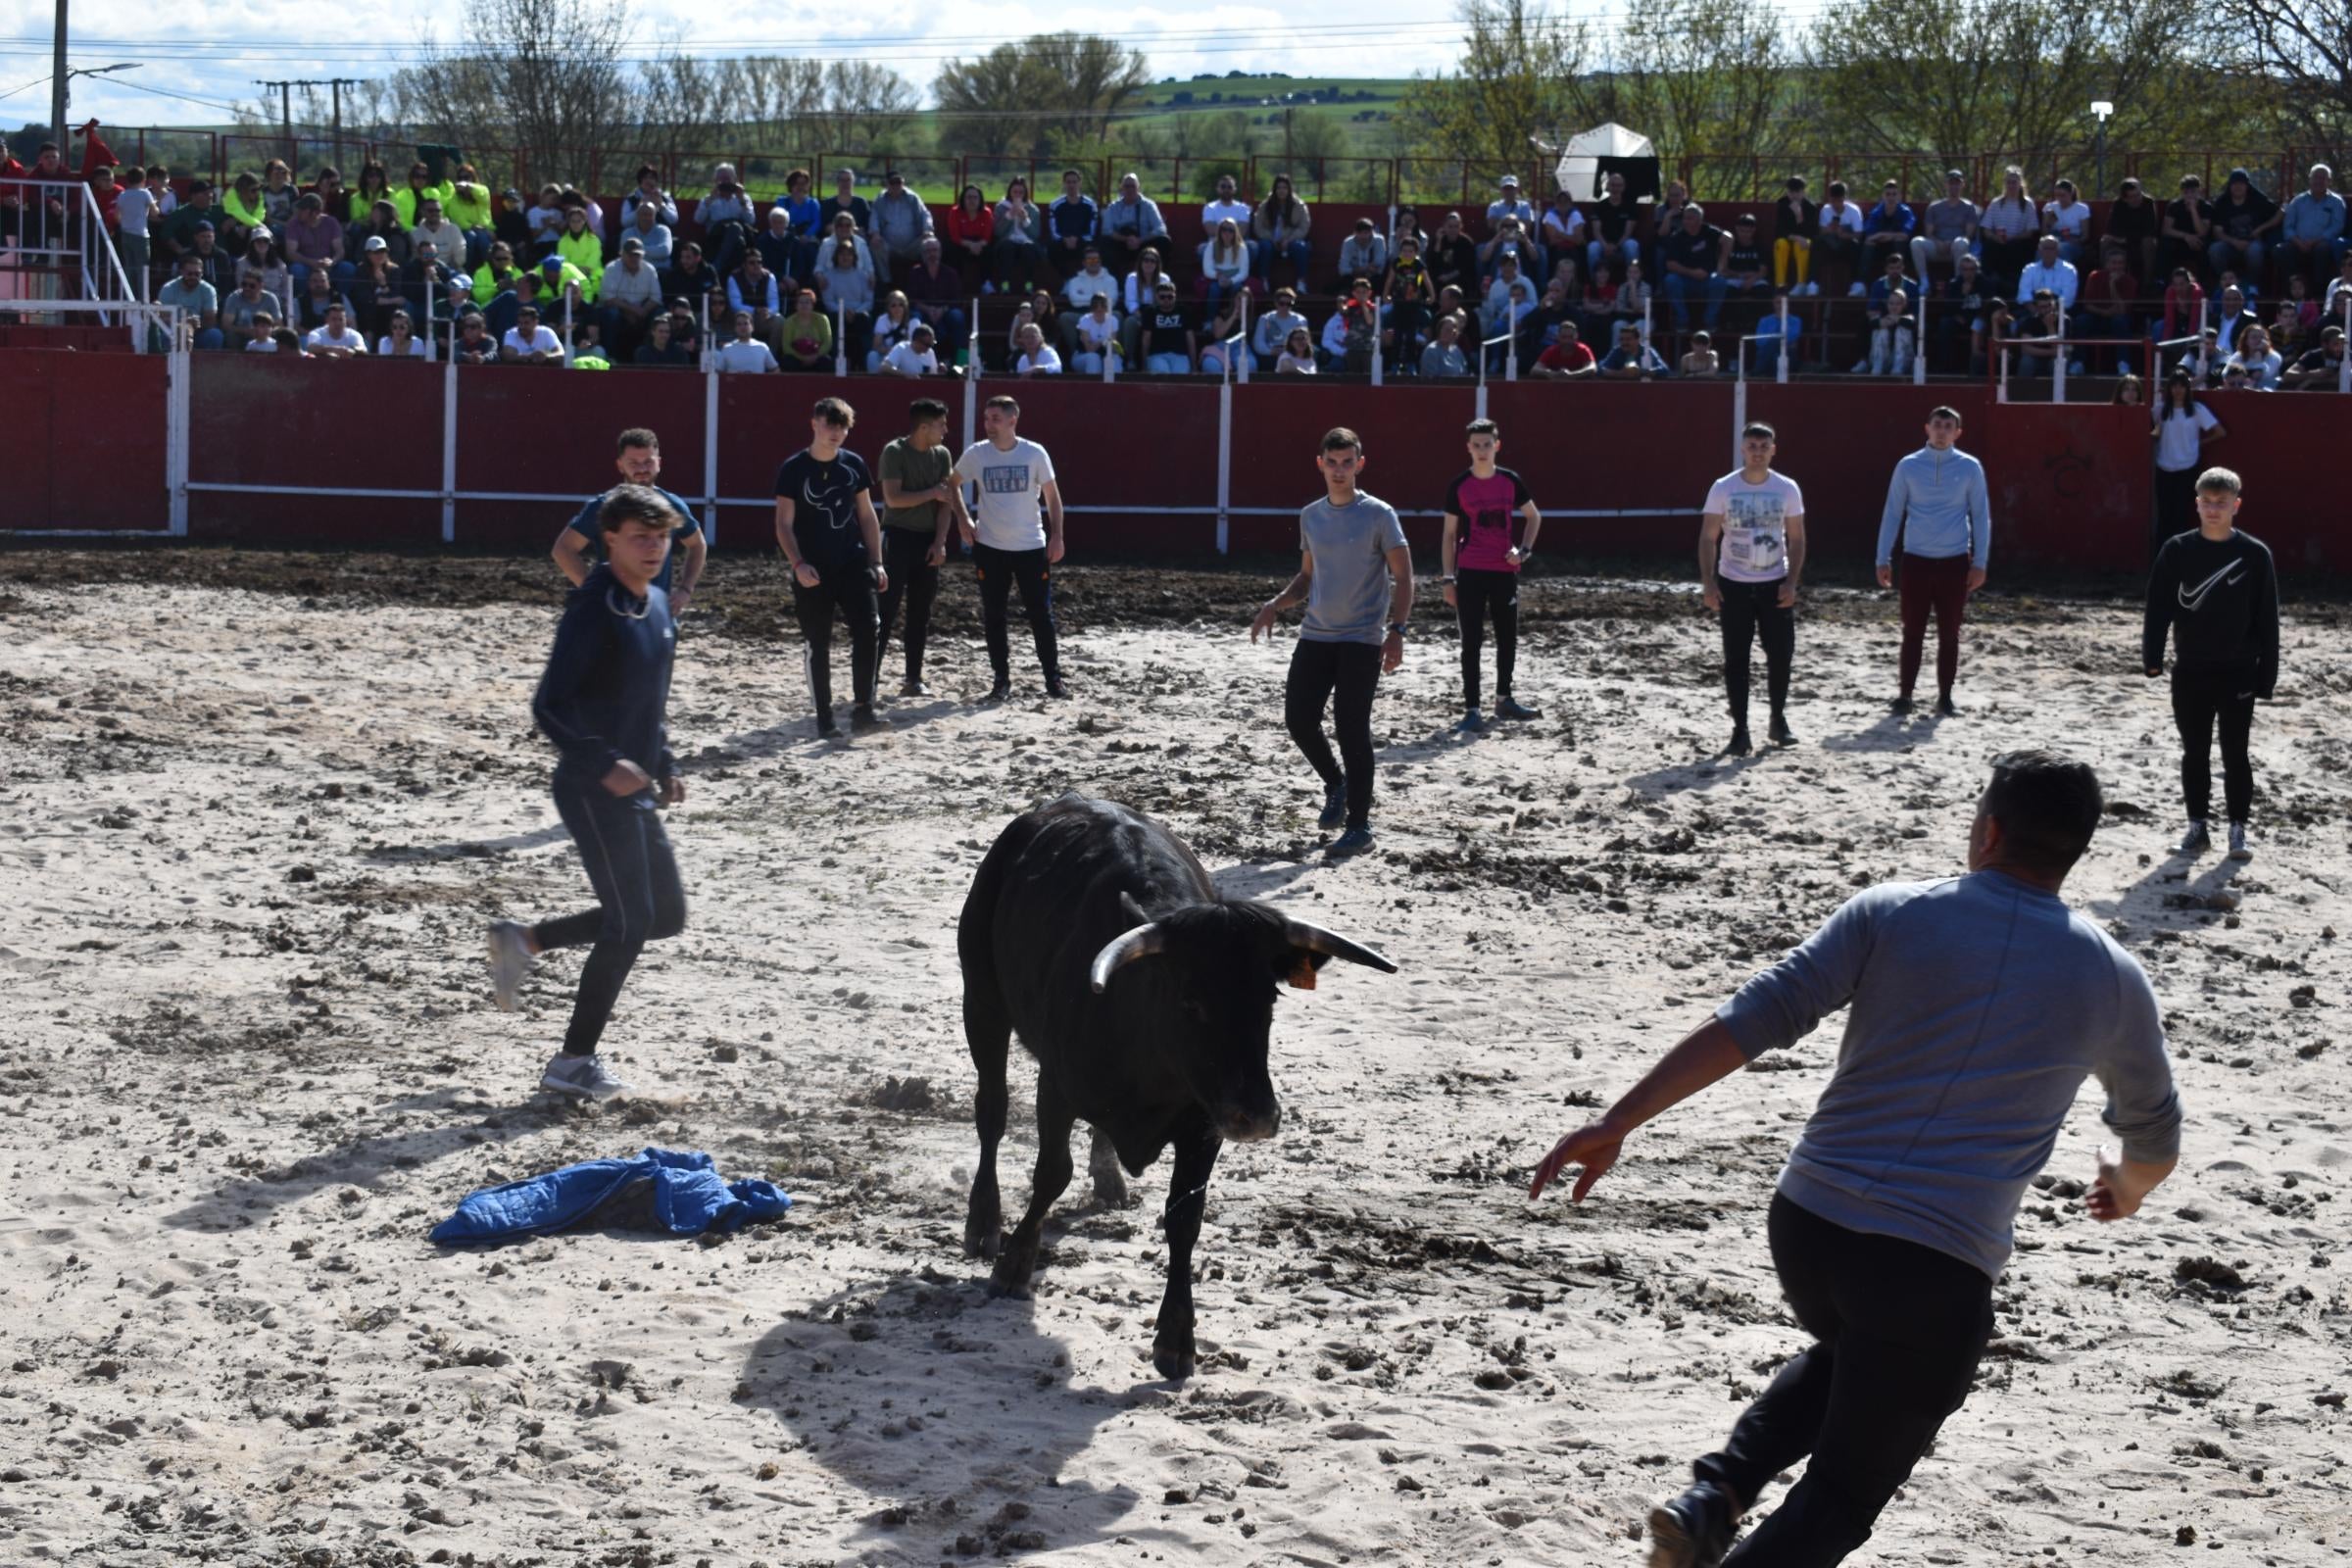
[189,354,444,545]
[0,351,169,529]
[454,365,710,550]
[2189,391,2343,573]
[1227,381,1482,552]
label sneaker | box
[1767,714,1797,748]
[1317,780,1348,832]
[899,678,931,698]
[2176,819,2210,856]
[983,677,1010,703]
[814,712,840,739]
[1646,1481,1737,1568]
[1935,693,1961,717]
[1328,824,1376,857]
[852,704,888,733]
[487,920,530,1012]
[2227,821,2251,860]
[1494,696,1541,721]
[1045,677,1071,700]
[541,1052,630,1101]
[1459,708,1487,732]
[1726,724,1752,757]
[1889,695,1915,715]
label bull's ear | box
[1283,951,1329,991]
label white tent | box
[1550,122,1657,201]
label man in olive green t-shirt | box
[876,397,968,697]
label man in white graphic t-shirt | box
[1699,421,1808,756]
[952,394,1068,702]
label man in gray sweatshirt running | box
[1531,748,2181,1568]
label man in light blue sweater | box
[1531,749,2180,1568]
[1875,407,1990,716]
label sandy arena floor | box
[0,549,2347,1568]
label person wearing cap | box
[349,234,407,340]
[537,250,595,328]
[883,320,942,378]
[235,226,289,304]
[871,170,933,280]
[1252,286,1310,368]
[1338,218,1387,293]
[1486,173,1534,236]
[1914,170,1980,285]
[1099,172,1168,273]
[599,235,665,357]
[2207,167,2280,281]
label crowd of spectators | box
[12,122,2341,390]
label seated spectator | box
[2210,284,2258,354]
[1750,288,1802,373]
[1599,321,1668,379]
[1865,251,1925,312]
[1047,168,1099,280]
[820,167,870,236]
[1973,297,2016,377]
[1316,303,1351,369]
[1136,282,1196,373]
[1722,214,1769,301]
[243,311,280,352]
[1390,202,1429,261]
[1517,279,1577,367]
[1533,320,1596,378]
[1587,171,1640,278]
[346,199,412,269]
[1479,214,1543,283]
[1202,173,1253,256]
[901,235,969,356]
[1384,234,1434,359]
[1812,179,1866,296]
[1018,289,1061,366]
[260,159,298,229]
[2104,176,2161,284]
[2207,168,2280,282]
[662,240,722,314]
[1615,259,1654,334]
[1425,210,1480,299]
[1014,320,1063,375]
[619,165,677,232]
[1418,312,1469,378]
[1979,166,2040,291]
[1200,220,1253,305]
[1480,263,1537,363]
[521,183,565,260]
[1862,180,1916,271]
[1679,330,1721,377]
[993,178,1044,294]
[1914,170,1979,284]
[2017,234,2080,309]
[728,252,784,351]
[2269,298,2310,362]
[661,297,704,362]
[620,198,673,268]
[468,239,525,304]
[568,321,615,369]
[268,325,308,357]
[2281,322,2347,388]
[1275,325,1318,374]
[2160,174,2212,281]
[499,303,564,364]
[1655,178,1690,235]
[1251,173,1311,286]
[752,209,802,286]
[714,308,780,372]
[2077,246,2140,369]
[2281,163,2347,292]
[220,172,268,248]
[1339,218,1388,290]
[1581,260,1620,343]
[534,251,593,328]
[152,178,219,263]
[293,264,354,333]
[1487,173,1535,236]
[600,236,664,358]
[1063,247,1118,314]
[555,205,605,301]
[306,301,368,358]
[778,290,833,370]
[450,312,496,364]
[816,238,876,360]
[236,229,289,305]
[886,319,944,377]
[1335,277,1381,371]
[351,241,409,339]
[943,183,994,293]
[1659,204,1730,332]
[220,268,278,340]
[402,239,466,329]
[377,307,426,360]
[772,169,823,278]
[2016,289,2076,377]
[2160,266,2207,342]
[392,159,455,230]
[633,312,698,368]
[281,194,345,285]
[413,198,466,270]
[872,170,933,280]
[1100,172,1168,273]
[1859,289,1915,376]
[697,164,753,268]
[1071,294,1120,375]
[186,220,236,293]
[2112,372,2142,405]
[2040,178,2093,264]
[1937,253,1988,368]
[1252,286,1309,367]
[445,165,494,268]
[868,289,917,368]
[2224,322,2282,388]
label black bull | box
[957,793,1396,1380]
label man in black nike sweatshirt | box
[2143,466,2278,861]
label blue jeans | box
[1751,334,1799,373]
[537,773,688,1057]
[1254,237,1309,283]
[1664,271,1728,329]
[2207,237,2265,278]
[917,305,967,351]
[1588,237,1639,274]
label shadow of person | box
[1817,711,1928,754]
[742,1270,1144,1556]
[1211,858,1317,900]
[1625,748,1767,797]
[2088,846,2249,927]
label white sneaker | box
[541,1053,630,1100]
[2175,819,2209,856]
[2227,822,2252,860]
[487,920,531,1012]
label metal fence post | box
[1216,377,1232,556]
[441,346,459,544]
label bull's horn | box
[1283,918,1398,974]
[1089,922,1166,993]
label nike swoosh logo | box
[2178,562,2245,612]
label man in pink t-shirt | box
[1439,418,1545,729]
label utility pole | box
[256,78,295,159]
[324,77,360,163]
[50,0,68,142]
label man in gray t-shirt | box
[1530,750,2181,1567]
[1249,427,1411,857]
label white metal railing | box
[3,178,141,325]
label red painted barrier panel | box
[970,376,1220,553]
[452,365,710,550]
[1227,381,1479,552]
[0,350,169,529]
[2190,391,2343,574]
[1481,380,1737,554]
[189,355,442,544]
[1980,401,2150,571]
[1745,384,1992,564]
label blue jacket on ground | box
[429,1147,791,1243]
[1877,443,1990,567]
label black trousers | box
[1454,566,1519,708]
[973,542,1059,681]
[2153,465,2199,562]
[1285,638,1382,829]
[876,527,940,682]
[2172,663,2257,823]
[1720,577,1794,726]
[792,565,879,713]
[1696,1195,1993,1566]
[534,774,688,1057]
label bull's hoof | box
[986,1259,1034,1300]
[962,1220,1002,1261]
[1152,1339,1197,1382]
[1090,1163,1133,1210]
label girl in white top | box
[1200,220,1251,299]
[1013,322,1062,376]
[1276,326,1318,374]
[865,289,914,370]
[1072,295,1120,374]
[376,309,427,359]
[2041,179,2093,262]
[1123,250,1169,314]
[2223,324,2282,389]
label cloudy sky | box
[1,2,1478,131]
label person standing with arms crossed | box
[1700,422,1806,756]
[2143,466,2278,861]
[1530,749,2181,1568]
[953,395,1068,702]
[1439,417,1543,732]
[774,397,890,738]
[488,487,695,1101]
[1876,406,1989,716]
[1250,428,1412,857]
[876,397,968,698]
[552,427,708,610]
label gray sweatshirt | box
[1717,870,2181,1280]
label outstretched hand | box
[1249,601,1281,643]
[2084,1151,2142,1222]
[1528,1120,1624,1202]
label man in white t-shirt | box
[501,304,565,364]
[304,303,368,358]
[883,322,940,377]
[952,394,1066,701]
[1699,420,1807,755]
[713,309,780,372]
[1201,173,1254,266]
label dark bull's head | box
[1089,896,1396,1144]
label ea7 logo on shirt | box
[982,466,1031,496]
[2178,562,2245,612]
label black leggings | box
[2153,465,2199,562]
[876,527,940,682]
[1285,638,1382,829]
[973,542,1059,681]
[534,775,688,1057]
[1696,1195,1993,1567]
[1720,577,1794,726]
[792,566,879,713]
[1454,566,1519,707]
[2172,663,2257,823]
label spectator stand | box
[0,179,142,315]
